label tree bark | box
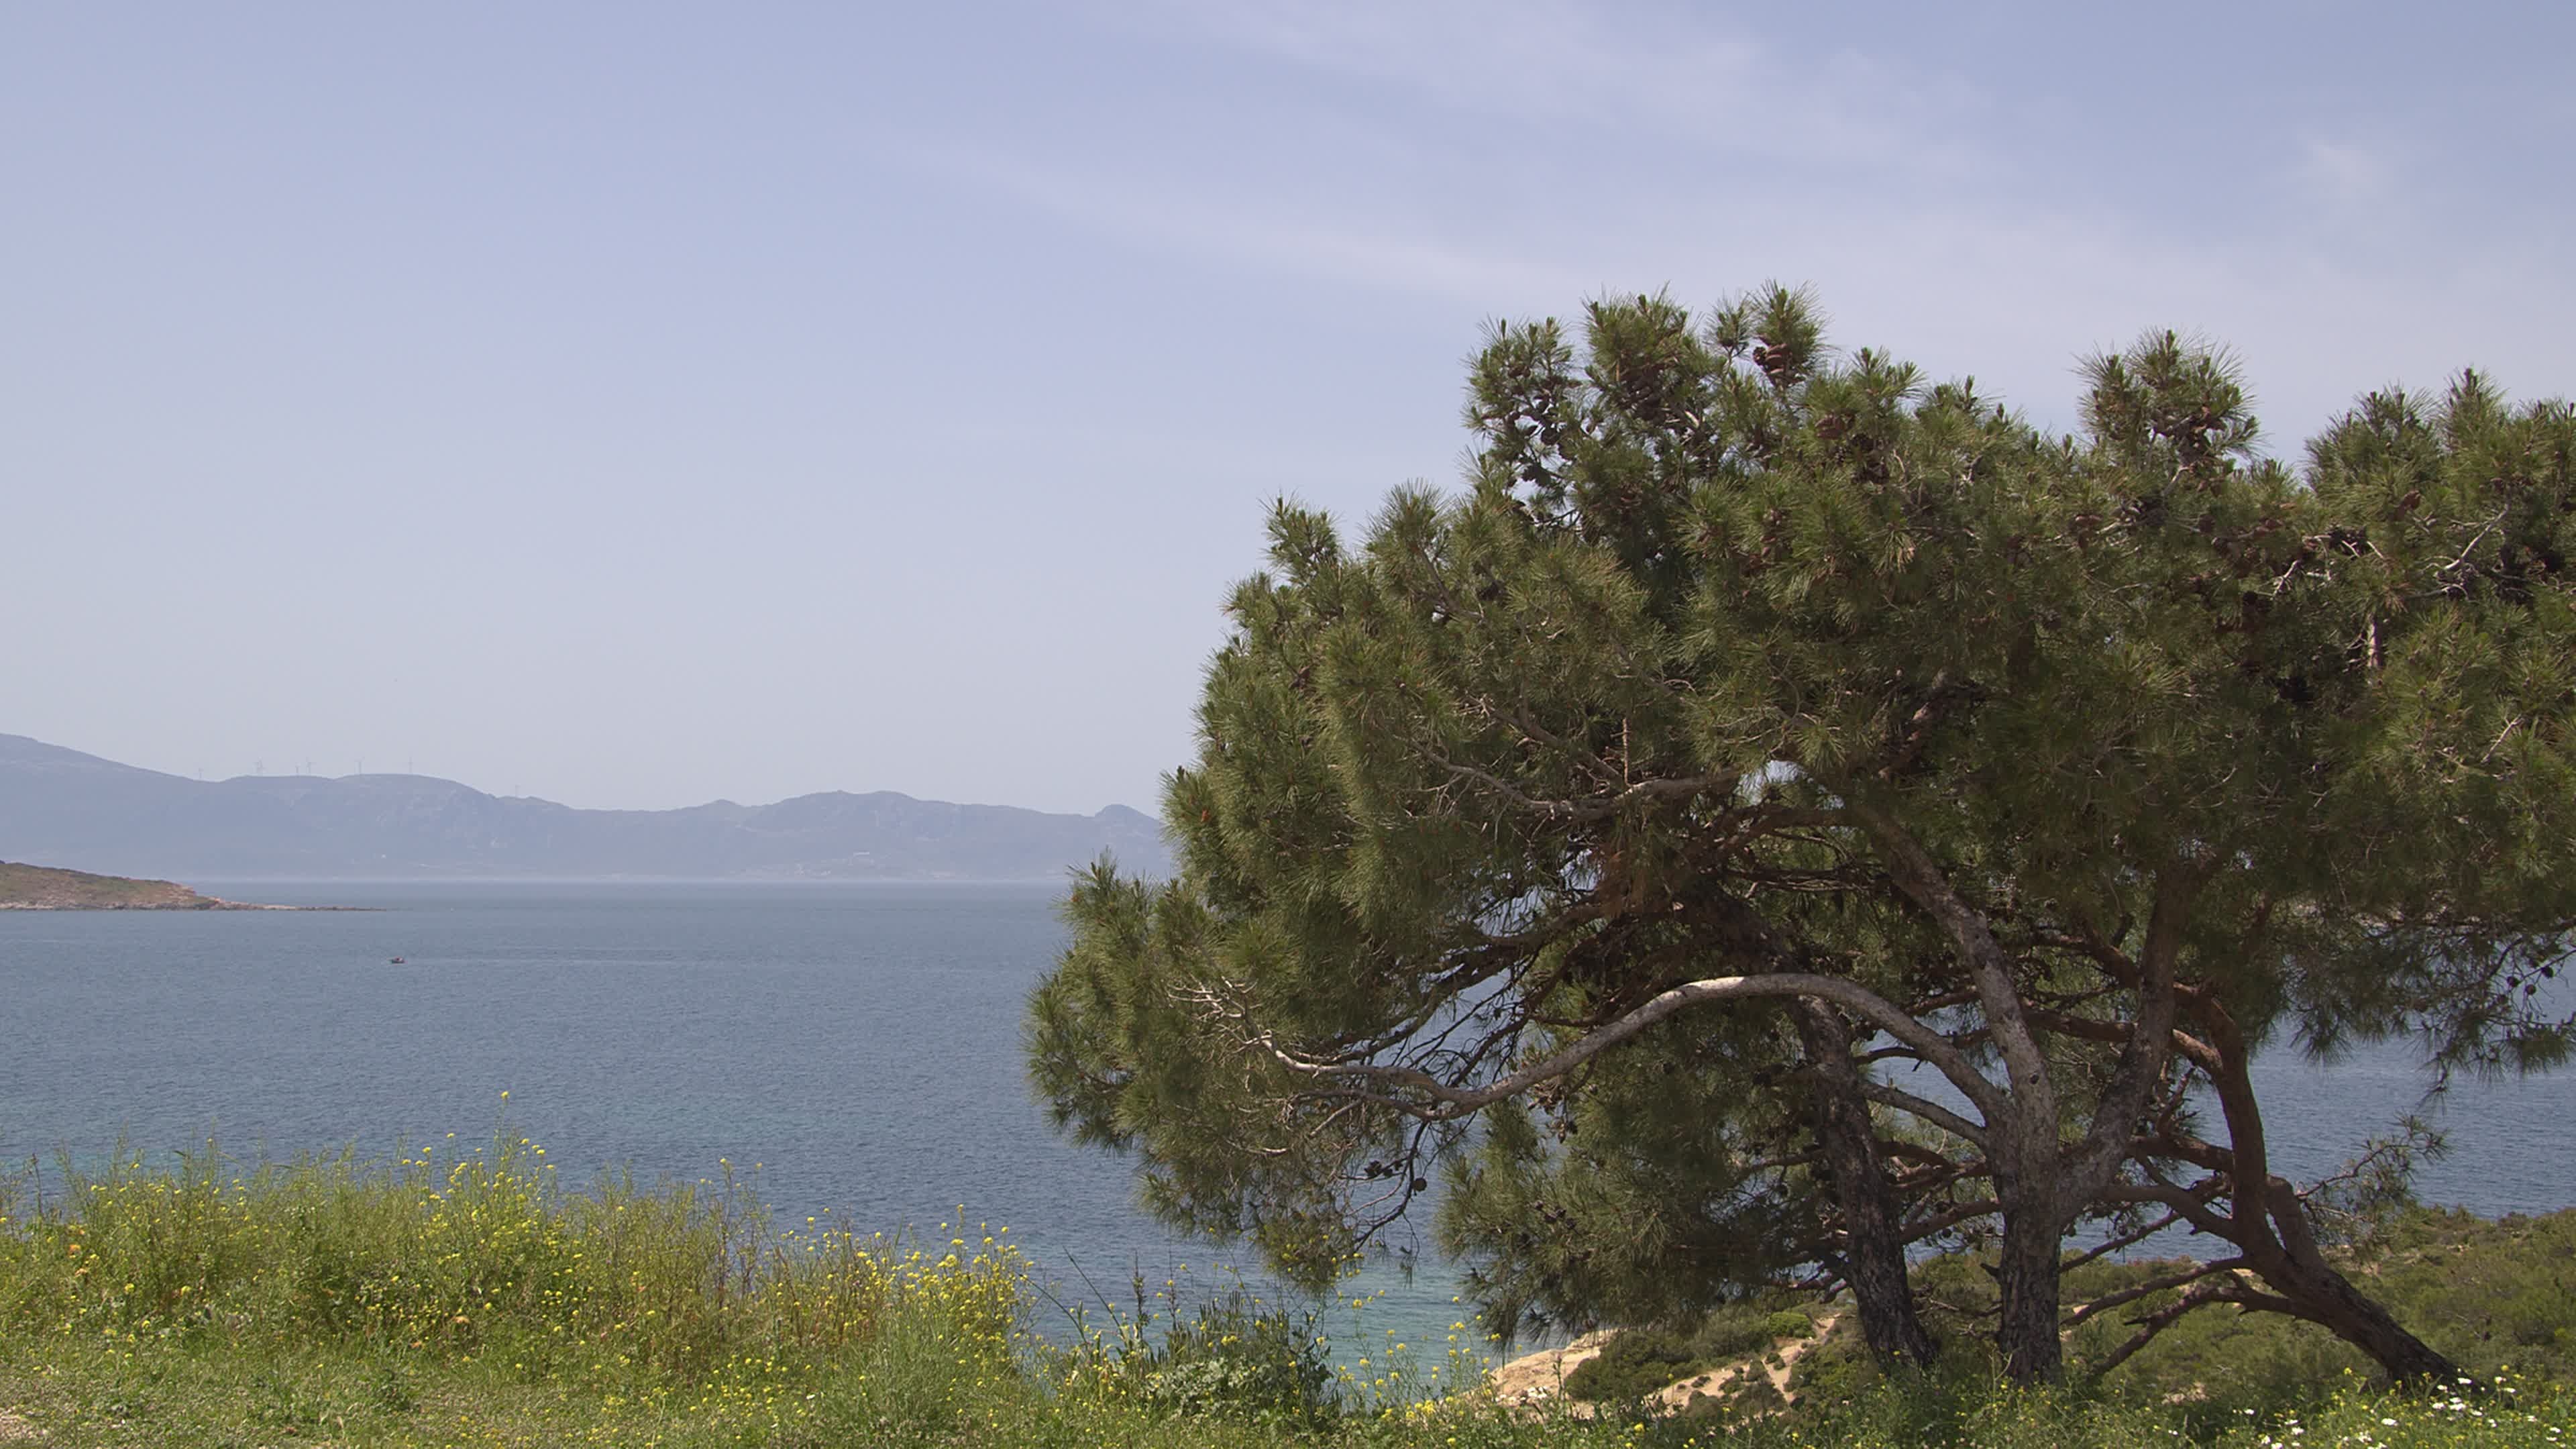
[1852,801,2081,1381]
[1990,1171,2066,1383]
[1792,1001,1939,1368]
[2183,999,2463,1385]
[2251,1195,2460,1384]
[1849,810,2231,1385]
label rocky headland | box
[0,860,314,910]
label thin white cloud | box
[902,2,2568,445]
[883,135,1600,305]
[884,117,2555,445]
[1122,0,1992,180]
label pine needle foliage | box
[1027,287,2576,1383]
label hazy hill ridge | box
[0,734,1172,881]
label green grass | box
[1,1135,2569,1448]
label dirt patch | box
[1645,1312,1840,1413]
[1487,1313,1843,1418]
[0,1409,44,1444]
[1489,1330,1614,1411]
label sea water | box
[3,880,2571,1353]
[0,881,1468,1352]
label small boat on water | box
[389,956,405,964]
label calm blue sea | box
[3,881,2571,1348]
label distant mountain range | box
[0,734,1172,881]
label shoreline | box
[0,898,366,911]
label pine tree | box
[1026,289,2576,1383]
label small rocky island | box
[0,861,306,910]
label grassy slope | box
[0,1140,2567,1448]
[0,861,213,909]
[1548,1207,2576,1438]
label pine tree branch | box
[2093,1280,2323,1377]
[2061,1256,2247,1328]
[1259,970,2002,1123]
[2099,1169,2243,1244]
[1435,758,1737,824]
[1843,798,2055,1133]
[1899,1199,2002,1246]
[2058,1210,2186,1275]
[1854,1082,1988,1148]
[2068,864,2203,1190]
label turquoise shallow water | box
[3,879,2571,1350]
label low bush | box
[1562,1326,1703,1403]
[1059,1281,1336,1425]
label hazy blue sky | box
[6,3,2569,815]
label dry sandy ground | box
[1487,1328,1619,1411]
[1487,1315,1843,1417]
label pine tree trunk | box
[2259,1246,2459,1385]
[2247,1179,2462,1384]
[2194,1004,2463,1385]
[1991,1176,2066,1383]
[1794,1003,1939,1368]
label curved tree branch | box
[1855,1082,1989,1148]
[1260,971,2003,1122]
